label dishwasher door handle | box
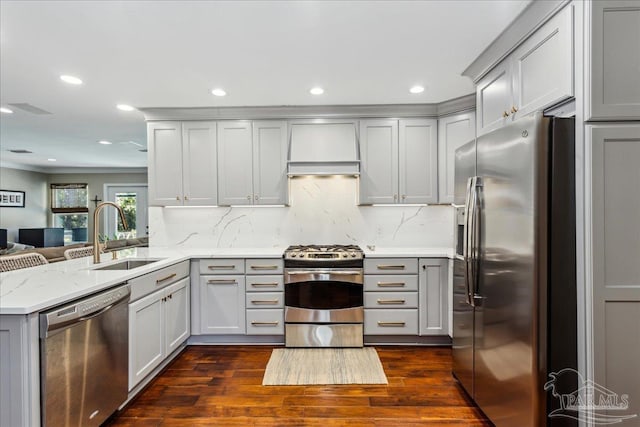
[78,303,115,322]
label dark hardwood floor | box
[106,346,490,426]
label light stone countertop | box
[0,245,453,315]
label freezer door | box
[473,112,547,426]
[453,140,476,206]
[452,257,474,396]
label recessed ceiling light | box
[409,85,425,94]
[211,88,227,97]
[0,107,13,114]
[47,158,57,162]
[98,140,112,145]
[117,104,135,112]
[60,75,83,85]
[310,87,324,95]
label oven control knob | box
[350,252,356,257]
[290,253,297,258]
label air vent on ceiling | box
[8,149,33,154]
[8,103,52,115]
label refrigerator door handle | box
[464,176,476,305]
[471,177,483,306]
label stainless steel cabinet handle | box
[184,196,189,201]
[176,196,181,201]
[376,265,406,270]
[511,106,518,114]
[247,195,251,200]
[207,265,236,270]
[207,279,237,284]
[251,321,279,326]
[377,282,405,287]
[156,273,177,284]
[287,270,362,275]
[250,265,279,270]
[378,321,406,327]
[254,195,259,201]
[250,282,279,287]
[250,300,279,305]
[402,195,406,200]
[377,299,406,305]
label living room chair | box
[0,252,49,272]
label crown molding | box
[0,162,147,175]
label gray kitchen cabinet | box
[590,124,640,419]
[587,1,640,120]
[148,121,218,206]
[437,111,476,204]
[359,119,399,204]
[476,5,573,136]
[419,258,448,336]
[245,258,284,335]
[128,277,190,390]
[200,274,246,334]
[252,121,288,205]
[360,119,437,204]
[217,121,287,206]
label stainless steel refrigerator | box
[452,112,577,426]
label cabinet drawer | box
[129,261,190,302]
[245,259,283,275]
[245,292,283,308]
[200,259,245,274]
[365,292,418,309]
[246,275,284,292]
[364,309,418,335]
[364,258,418,274]
[246,309,284,335]
[364,275,418,291]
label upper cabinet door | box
[437,112,476,204]
[476,62,513,136]
[182,122,218,206]
[399,119,438,204]
[512,5,573,120]
[148,122,184,206]
[217,121,253,206]
[252,121,288,205]
[359,119,399,204]
[588,1,640,120]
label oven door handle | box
[286,271,362,275]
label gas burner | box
[284,244,364,264]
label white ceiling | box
[0,0,530,170]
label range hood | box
[287,120,360,176]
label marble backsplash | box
[149,176,454,249]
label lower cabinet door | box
[246,309,284,335]
[419,259,449,336]
[129,290,164,390]
[200,275,246,334]
[164,278,190,355]
[364,309,419,335]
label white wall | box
[150,176,454,249]
[0,167,49,242]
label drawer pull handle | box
[251,299,279,305]
[377,265,406,270]
[378,321,406,327]
[208,265,237,270]
[251,321,279,326]
[251,283,279,287]
[377,282,406,287]
[250,265,279,270]
[156,273,176,284]
[207,279,237,284]
[377,299,406,305]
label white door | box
[217,121,254,206]
[105,185,149,240]
[476,62,513,136]
[399,119,438,204]
[164,278,190,355]
[128,291,164,390]
[147,122,183,206]
[182,121,218,206]
[359,119,399,204]
[200,275,246,334]
[437,112,476,204]
[252,121,288,205]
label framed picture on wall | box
[0,190,25,208]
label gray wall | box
[0,168,49,242]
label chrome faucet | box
[93,201,129,264]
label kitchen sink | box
[93,259,161,271]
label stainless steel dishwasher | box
[40,284,130,427]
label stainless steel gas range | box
[283,244,364,348]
